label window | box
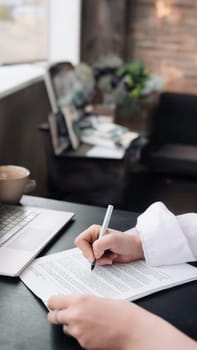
[48,0,81,64]
[0,0,48,64]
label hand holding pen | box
[74,206,144,268]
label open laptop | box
[0,204,74,277]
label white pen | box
[91,204,114,271]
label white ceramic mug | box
[0,165,36,204]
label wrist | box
[131,232,144,260]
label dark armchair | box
[140,92,197,177]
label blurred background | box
[1,0,197,92]
[1,0,197,214]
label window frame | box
[48,0,81,65]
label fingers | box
[48,294,76,310]
[48,308,69,325]
[51,309,59,324]
[63,324,69,334]
[96,252,118,265]
[93,231,123,259]
[75,226,127,264]
[48,295,77,327]
[75,225,101,261]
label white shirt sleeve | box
[135,202,197,266]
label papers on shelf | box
[80,134,120,149]
[115,131,139,149]
[48,107,140,159]
[78,116,139,151]
[86,146,125,159]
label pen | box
[91,204,114,271]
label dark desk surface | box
[0,196,197,350]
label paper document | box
[79,118,138,150]
[20,248,197,307]
[86,146,125,159]
[80,134,120,149]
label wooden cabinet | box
[0,80,50,197]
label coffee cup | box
[0,165,36,204]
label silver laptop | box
[0,204,74,277]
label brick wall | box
[127,0,197,93]
[81,0,197,94]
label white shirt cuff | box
[135,202,195,266]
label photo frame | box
[62,105,80,151]
[48,111,70,156]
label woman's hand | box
[75,225,144,265]
[47,294,147,350]
[47,294,197,350]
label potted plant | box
[93,56,164,133]
[52,56,164,134]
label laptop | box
[0,204,74,277]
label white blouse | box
[135,202,197,266]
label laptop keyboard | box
[0,205,40,246]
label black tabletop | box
[0,196,197,350]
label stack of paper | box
[79,115,139,150]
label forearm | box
[141,316,197,350]
[125,304,197,350]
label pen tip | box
[91,260,96,271]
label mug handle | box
[24,179,37,194]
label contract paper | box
[20,248,197,307]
